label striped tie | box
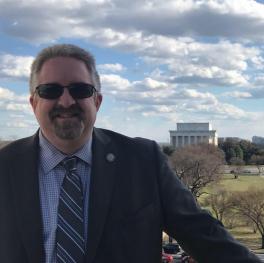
[56,157,85,263]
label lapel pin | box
[106,153,115,162]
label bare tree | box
[202,187,233,223]
[169,144,225,199]
[249,155,264,175]
[230,187,264,249]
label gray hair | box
[29,44,101,94]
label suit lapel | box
[10,135,45,263]
[9,129,117,263]
[86,129,118,263]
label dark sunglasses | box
[35,82,96,99]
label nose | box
[57,87,76,107]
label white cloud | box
[6,121,29,128]
[5,103,31,112]
[91,35,260,88]
[1,1,264,88]
[222,91,252,98]
[0,87,28,101]
[131,78,169,91]
[180,89,214,99]
[0,54,33,81]
[192,102,248,119]
[99,73,253,121]
[103,0,264,40]
[0,101,31,113]
[1,0,264,42]
[101,74,130,91]
[98,63,126,72]
[0,87,15,99]
[145,39,258,87]
[0,87,30,113]
[0,0,264,140]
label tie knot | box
[62,157,77,172]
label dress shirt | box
[38,132,92,263]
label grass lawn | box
[218,174,264,191]
[200,174,264,203]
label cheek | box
[34,101,54,118]
[80,99,97,112]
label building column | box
[171,136,174,147]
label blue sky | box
[0,0,264,142]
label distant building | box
[218,137,242,144]
[252,136,264,145]
[169,123,218,148]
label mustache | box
[49,104,84,120]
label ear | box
[95,93,103,111]
[29,94,37,112]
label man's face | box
[30,57,102,146]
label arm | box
[154,142,261,263]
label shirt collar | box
[39,131,92,174]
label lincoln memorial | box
[169,123,218,148]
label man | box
[0,44,261,263]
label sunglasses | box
[35,82,96,100]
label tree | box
[230,188,264,249]
[162,145,174,156]
[239,139,258,164]
[219,138,263,165]
[169,144,225,199]
[234,145,244,160]
[202,187,233,223]
[218,138,238,163]
[249,155,264,175]
[226,148,236,163]
[218,139,244,164]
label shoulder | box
[94,127,160,152]
[0,134,38,161]
[94,128,169,181]
[93,128,165,164]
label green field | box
[203,174,264,253]
[201,174,264,202]
[217,174,264,191]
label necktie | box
[56,157,85,263]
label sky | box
[0,0,264,143]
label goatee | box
[49,104,85,140]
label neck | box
[53,140,86,155]
[40,130,92,155]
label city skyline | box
[0,0,264,142]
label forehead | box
[37,57,92,84]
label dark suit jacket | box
[0,128,261,263]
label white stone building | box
[169,123,218,148]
